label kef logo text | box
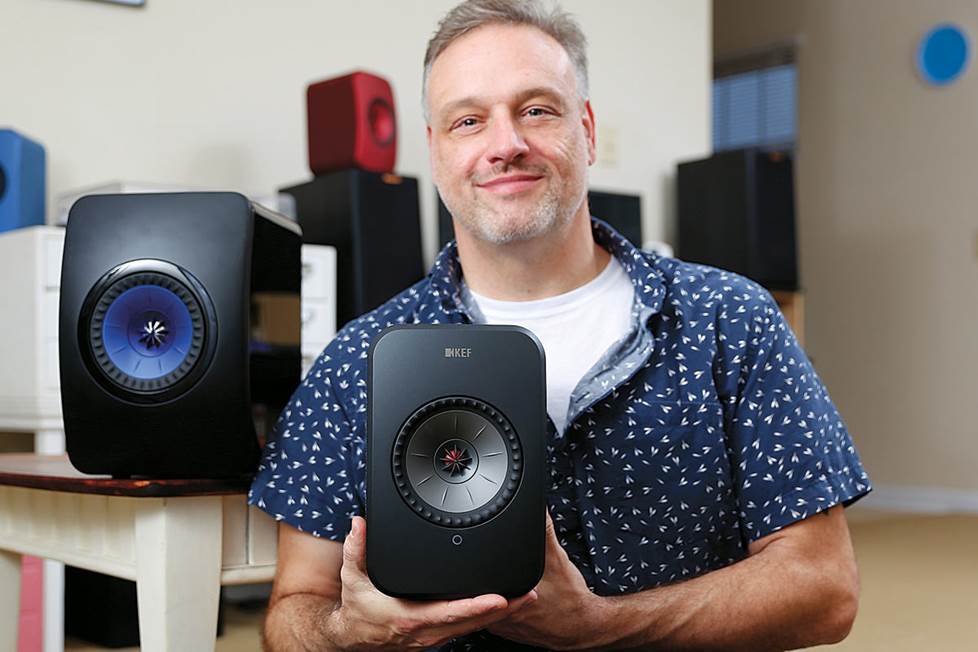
[444,347,472,358]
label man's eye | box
[525,107,549,117]
[453,117,479,130]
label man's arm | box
[598,505,860,651]
[261,521,345,651]
[488,505,859,651]
[261,517,537,652]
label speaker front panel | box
[367,325,546,599]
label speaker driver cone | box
[80,259,216,401]
[392,397,522,528]
[368,98,396,146]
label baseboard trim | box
[858,484,978,514]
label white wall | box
[2,0,710,263]
[715,0,978,495]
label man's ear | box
[427,125,438,184]
[583,100,596,166]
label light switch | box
[597,125,618,167]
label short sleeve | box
[716,283,871,544]
[248,346,365,541]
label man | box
[253,1,871,650]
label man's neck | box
[455,211,611,301]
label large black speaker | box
[59,192,301,478]
[587,189,642,247]
[677,147,797,290]
[281,170,424,328]
[367,325,546,599]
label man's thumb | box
[342,515,368,574]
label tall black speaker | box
[677,147,797,290]
[587,189,643,247]
[59,192,301,478]
[367,325,546,599]
[281,170,424,328]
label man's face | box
[426,23,596,246]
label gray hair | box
[422,0,589,121]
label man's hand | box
[326,516,538,651]
[487,512,612,651]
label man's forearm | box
[591,541,858,652]
[262,593,344,652]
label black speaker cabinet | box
[59,192,301,478]
[367,325,546,599]
[281,170,424,328]
[677,147,797,290]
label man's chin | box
[470,215,555,245]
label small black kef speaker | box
[60,192,302,478]
[367,325,546,599]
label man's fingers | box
[341,515,368,577]
[414,590,536,626]
[419,592,538,642]
[420,593,508,625]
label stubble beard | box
[442,165,586,246]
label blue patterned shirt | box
[250,218,871,651]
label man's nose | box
[485,113,530,166]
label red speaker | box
[307,71,397,175]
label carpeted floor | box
[815,510,978,651]
[64,508,978,651]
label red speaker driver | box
[307,71,398,175]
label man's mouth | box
[475,174,545,195]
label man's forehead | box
[427,23,576,111]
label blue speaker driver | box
[80,260,217,400]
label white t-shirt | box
[461,255,634,434]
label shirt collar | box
[419,217,666,321]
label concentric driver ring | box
[392,396,522,528]
[79,259,217,402]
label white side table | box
[0,454,277,652]
[0,418,64,652]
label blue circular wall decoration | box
[918,23,970,86]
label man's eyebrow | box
[437,86,568,121]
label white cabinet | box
[0,226,65,430]
[300,244,337,375]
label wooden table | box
[0,454,278,652]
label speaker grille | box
[392,397,522,528]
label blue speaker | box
[0,129,46,233]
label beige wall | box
[2,0,710,264]
[715,0,978,493]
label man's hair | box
[422,0,589,121]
